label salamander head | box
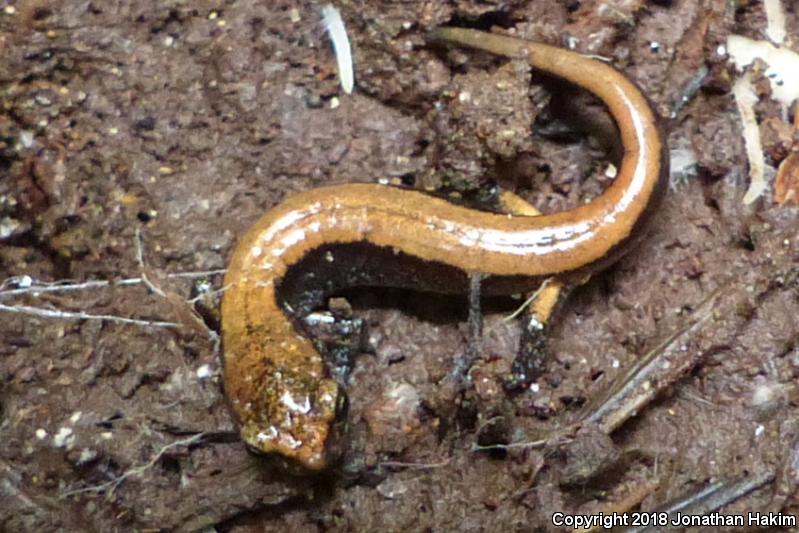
[240,376,348,471]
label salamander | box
[221,27,669,470]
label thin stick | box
[504,278,553,321]
[378,459,451,469]
[0,302,180,328]
[134,228,166,298]
[0,270,226,299]
[60,433,205,498]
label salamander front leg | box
[452,272,484,384]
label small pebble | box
[196,364,213,380]
[53,427,74,448]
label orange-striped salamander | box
[221,27,668,470]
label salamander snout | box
[239,376,347,471]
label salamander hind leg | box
[504,277,567,390]
[496,190,567,390]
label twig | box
[669,64,709,119]
[186,284,231,305]
[135,228,166,298]
[622,470,775,533]
[0,277,140,297]
[0,270,226,299]
[166,269,227,279]
[0,302,180,329]
[378,459,451,469]
[60,433,205,498]
[504,278,554,321]
[685,471,775,515]
[471,437,549,452]
[579,287,725,433]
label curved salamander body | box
[221,28,668,470]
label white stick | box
[0,302,180,328]
[321,4,354,94]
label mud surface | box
[2,1,799,531]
